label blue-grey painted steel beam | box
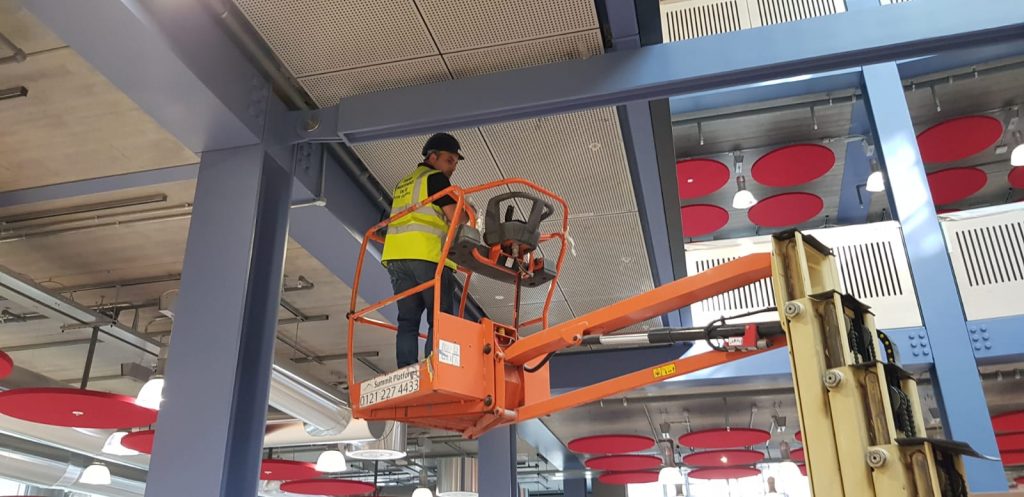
[968,315,1024,365]
[564,477,587,497]
[603,0,686,327]
[835,100,873,225]
[861,62,1005,491]
[518,419,583,471]
[147,145,293,497]
[0,164,199,209]
[295,0,1024,144]
[669,68,863,117]
[479,425,518,497]
[24,0,266,153]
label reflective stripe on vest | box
[381,165,456,268]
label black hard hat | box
[422,132,465,160]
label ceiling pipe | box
[0,434,145,497]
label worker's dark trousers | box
[387,259,455,368]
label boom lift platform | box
[347,179,980,495]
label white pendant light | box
[101,431,140,456]
[413,487,434,497]
[80,462,112,485]
[658,466,684,485]
[865,170,885,193]
[731,153,757,210]
[346,422,407,460]
[315,449,348,473]
[1011,143,1024,167]
[134,375,164,410]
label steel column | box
[145,145,293,497]
[564,477,587,497]
[478,425,517,497]
[861,62,1005,491]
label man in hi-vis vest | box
[381,133,471,368]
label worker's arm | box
[442,204,473,226]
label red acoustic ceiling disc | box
[585,455,662,471]
[121,430,155,454]
[1010,168,1024,190]
[794,431,802,442]
[597,471,660,485]
[1016,475,1024,485]
[798,464,807,476]
[682,449,765,467]
[1003,450,1024,466]
[568,435,655,454]
[688,467,761,480]
[678,428,771,449]
[747,192,824,228]
[751,144,835,187]
[676,159,731,199]
[0,350,11,380]
[916,115,1003,164]
[281,479,376,496]
[260,459,321,481]
[998,433,1024,453]
[927,167,987,205]
[791,448,805,462]
[993,411,1024,434]
[681,204,729,237]
[0,388,157,429]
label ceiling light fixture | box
[79,462,112,485]
[657,466,684,485]
[1011,131,1024,167]
[719,456,729,464]
[863,142,886,193]
[412,468,433,497]
[346,422,407,460]
[315,449,348,473]
[101,431,140,456]
[134,375,164,410]
[731,153,757,209]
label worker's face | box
[428,151,460,178]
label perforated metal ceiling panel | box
[299,57,451,107]
[444,31,603,80]
[554,214,655,306]
[415,0,599,53]
[485,300,575,335]
[480,107,637,218]
[232,0,437,77]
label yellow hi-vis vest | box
[381,165,457,269]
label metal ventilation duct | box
[0,265,353,434]
[436,457,479,497]
[346,421,407,460]
[0,435,144,497]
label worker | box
[381,132,471,368]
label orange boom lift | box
[346,179,783,438]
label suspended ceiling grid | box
[234,0,662,331]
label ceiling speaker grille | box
[833,242,905,299]
[953,222,1024,288]
[415,0,599,53]
[694,257,774,313]
[661,0,746,42]
[754,0,842,26]
[480,107,637,218]
[444,30,603,80]
[298,57,451,107]
[233,0,438,77]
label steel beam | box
[146,145,293,497]
[294,0,1024,143]
[564,477,587,497]
[0,164,199,209]
[861,62,1005,491]
[517,419,583,472]
[835,100,873,225]
[968,315,1024,364]
[479,425,518,497]
[24,1,265,152]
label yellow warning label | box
[652,364,677,379]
